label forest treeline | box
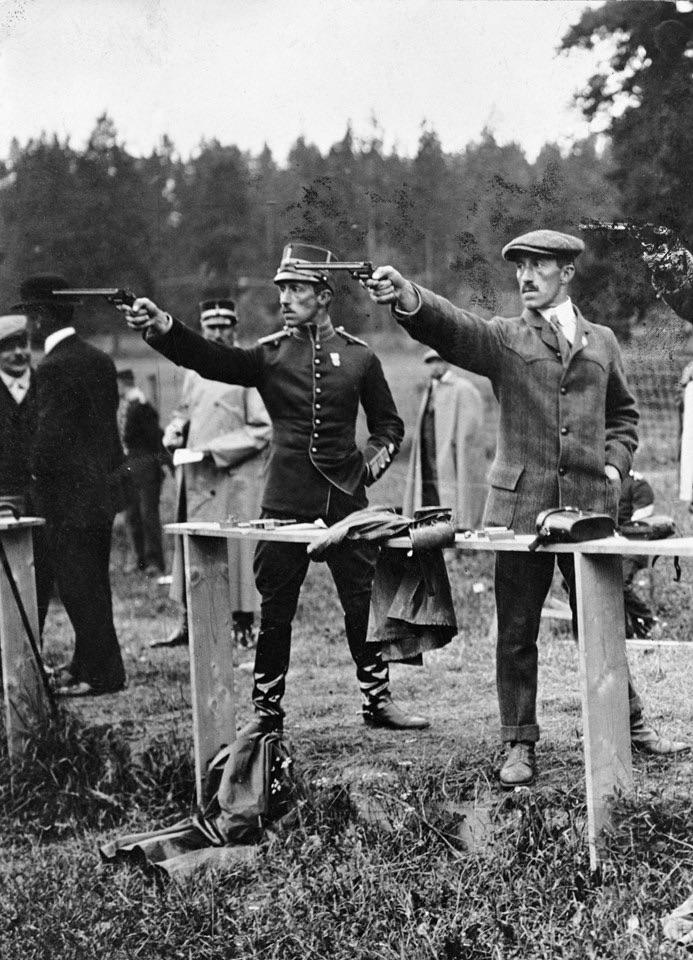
[0,1,689,337]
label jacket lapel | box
[568,307,590,362]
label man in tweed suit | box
[367,229,688,786]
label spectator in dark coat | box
[116,368,167,575]
[19,275,126,697]
[0,312,50,628]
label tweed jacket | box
[403,372,486,528]
[147,318,404,517]
[395,287,639,534]
[31,334,125,527]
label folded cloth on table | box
[308,505,458,663]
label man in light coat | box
[152,297,271,648]
[403,348,485,529]
[367,229,688,786]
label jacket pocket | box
[488,463,524,491]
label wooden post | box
[573,552,633,871]
[183,533,236,805]
[0,523,50,763]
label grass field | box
[1,342,692,959]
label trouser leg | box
[326,537,389,710]
[49,522,125,690]
[495,550,555,743]
[252,537,309,720]
[138,461,164,570]
[560,554,643,721]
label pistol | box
[293,261,374,282]
[579,218,677,253]
[52,288,137,307]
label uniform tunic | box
[148,318,403,517]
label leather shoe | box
[630,716,690,755]
[363,699,430,730]
[56,680,125,697]
[500,741,536,788]
[149,624,189,648]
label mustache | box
[521,284,538,292]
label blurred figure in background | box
[403,348,485,529]
[153,296,271,649]
[618,469,659,640]
[116,368,168,576]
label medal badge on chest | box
[330,352,341,367]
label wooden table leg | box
[0,527,50,763]
[573,552,633,870]
[184,534,236,806]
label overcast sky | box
[0,0,612,163]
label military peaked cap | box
[273,242,337,290]
[501,230,584,262]
[199,298,237,326]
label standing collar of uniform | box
[287,316,335,341]
[44,326,77,354]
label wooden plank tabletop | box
[165,522,693,557]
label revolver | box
[293,261,374,282]
[52,288,137,307]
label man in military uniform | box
[123,243,428,731]
[366,229,688,786]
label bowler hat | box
[501,230,584,262]
[0,314,27,344]
[273,242,336,290]
[199,298,237,326]
[18,274,80,307]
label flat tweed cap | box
[501,229,584,262]
[0,314,27,343]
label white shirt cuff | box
[392,285,422,317]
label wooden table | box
[0,517,50,762]
[167,521,693,869]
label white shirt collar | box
[540,298,576,344]
[540,298,574,328]
[44,327,76,354]
[0,367,30,402]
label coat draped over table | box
[169,371,271,611]
[403,373,486,529]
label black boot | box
[251,623,291,727]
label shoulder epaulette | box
[257,328,294,346]
[335,325,368,347]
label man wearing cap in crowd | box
[123,242,428,732]
[152,295,271,649]
[0,311,51,625]
[366,228,688,786]
[403,347,485,530]
[116,367,168,577]
[18,275,126,697]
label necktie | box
[548,313,570,364]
